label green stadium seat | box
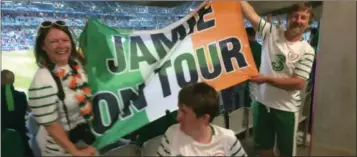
[1,128,25,157]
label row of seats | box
[2,128,26,156]
[24,107,250,156]
[25,82,312,156]
[98,108,250,156]
[26,108,308,156]
[100,82,313,156]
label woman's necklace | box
[54,60,93,121]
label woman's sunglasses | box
[40,20,67,28]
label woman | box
[28,20,96,156]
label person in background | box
[28,20,96,156]
[246,27,262,70]
[245,27,262,107]
[309,27,319,49]
[266,13,273,24]
[240,1,315,157]
[220,83,247,111]
[157,82,247,156]
[267,13,286,30]
[1,69,34,157]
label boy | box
[157,82,247,156]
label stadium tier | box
[1,1,317,51]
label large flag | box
[79,0,258,150]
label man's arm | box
[250,75,306,90]
[240,1,275,40]
[250,48,315,91]
[240,1,260,29]
[265,76,306,91]
[157,134,171,156]
[294,51,315,81]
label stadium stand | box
[1,1,318,51]
[1,1,199,51]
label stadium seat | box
[99,138,132,155]
[27,113,42,156]
[135,110,177,146]
[297,80,314,146]
[248,107,253,129]
[212,114,225,128]
[101,144,142,156]
[228,108,246,135]
[299,81,313,123]
[27,112,39,136]
[2,128,25,157]
[141,135,163,156]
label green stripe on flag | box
[93,106,149,149]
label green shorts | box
[253,101,298,157]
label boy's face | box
[176,104,208,135]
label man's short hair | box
[289,2,315,24]
[1,69,15,84]
[178,82,220,122]
[246,27,256,37]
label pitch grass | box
[2,50,37,94]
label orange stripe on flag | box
[191,1,258,91]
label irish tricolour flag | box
[79,0,258,150]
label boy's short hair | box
[178,82,220,122]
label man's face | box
[287,10,311,36]
[176,104,207,135]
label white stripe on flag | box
[144,37,195,122]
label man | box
[240,2,315,157]
[157,82,247,156]
[245,27,262,107]
[246,27,262,70]
[1,69,34,157]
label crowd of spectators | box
[1,1,317,51]
[2,1,199,51]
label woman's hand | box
[44,123,80,155]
